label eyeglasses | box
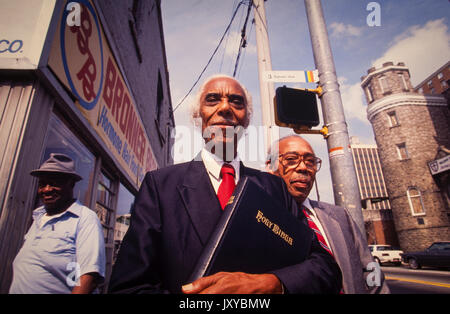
[279,152,322,171]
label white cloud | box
[339,77,367,123]
[372,19,450,86]
[333,18,450,139]
[329,22,363,38]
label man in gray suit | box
[266,135,389,294]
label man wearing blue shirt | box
[9,153,105,294]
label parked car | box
[401,242,450,270]
[369,244,403,265]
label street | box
[382,265,450,294]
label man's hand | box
[181,272,283,294]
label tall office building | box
[350,137,398,246]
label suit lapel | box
[310,200,346,258]
[177,159,222,246]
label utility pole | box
[304,0,366,239]
[253,0,279,154]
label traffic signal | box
[274,86,320,128]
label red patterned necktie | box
[217,164,236,210]
[302,206,344,294]
[302,207,333,256]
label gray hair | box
[190,74,253,128]
[266,135,313,171]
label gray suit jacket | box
[309,200,390,294]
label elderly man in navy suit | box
[108,75,342,294]
[266,135,390,294]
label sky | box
[161,0,450,204]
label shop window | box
[113,183,135,262]
[407,187,425,216]
[40,113,95,207]
[96,171,116,242]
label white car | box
[369,245,403,265]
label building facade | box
[0,0,174,292]
[350,137,399,247]
[415,61,450,96]
[360,61,450,252]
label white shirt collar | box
[302,198,317,217]
[201,147,240,183]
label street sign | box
[428,155,450,175]
[263,70,319,83]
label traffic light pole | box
[304,0,366,240]
[253,0,279,153]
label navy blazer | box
[108,159,342,294]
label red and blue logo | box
[60,0,104,110]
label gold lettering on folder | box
[256,210,293,246]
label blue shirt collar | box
[32,200,82,220]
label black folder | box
[188,177,313,281]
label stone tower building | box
[360,61,450,252]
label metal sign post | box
[304,0,366,240]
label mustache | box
[290,174,311,183]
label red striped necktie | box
[217,164,236,210]
[302,206,344,293]
[302,207,333,256]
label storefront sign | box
[428,155,450,175]
[0,0,56,69]
[48,0,157,187]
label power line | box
[235,15,254,78]
[219,0,240,73]
[232,1,253,77]
[173,1,246,113]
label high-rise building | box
[350,137,399,246]
[360,61,450,252]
